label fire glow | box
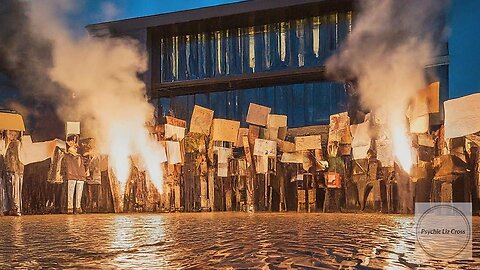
[391,125,413,173]
[325,0,446,175]
[106,119,166,194]
[25,1,167,194]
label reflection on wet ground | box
[0,213,479,269]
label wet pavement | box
[0,213,479,269]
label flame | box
[22,0,167,194]
[135,130,166,193]
[391,124,413,173]
[105,121,166,194]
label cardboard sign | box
[353,145,370,161]
[246,103,271,126]
[253,139,277,157]
[255,155,269,174]
[277,140,296,153]
[267,114,287,128]
[376,130,394,167]
[410,81,440,118]
[20,136,63,165]
[212,119,240,143]
[216,147,232,164]
[281,152,304,163]
[218,162,228,177]
[278,126,287,140]
[295,135,322,151]
[0,112,25,131]
[190,105,214,135]
[248,125,260,146]
[325,172,342,188]
[243,136,253,168]
[351,120,371,160]
[184,132,207,153]
[418,134,435,148]
[165,116,186,128]
[235,128,249,147]
[66,121,80,136]
[216,146,231,177]
[409,114,429,134]
[328,112,350,144]
[166,141,182,165]
[444,93,480,138]
[164,124,185,141]
[264,127,278,140]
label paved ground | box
[0,213,479,269]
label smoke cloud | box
[327,0,449,168]
[0,0,166,191]
[327,0,448,117]
[327,0,449,212]
[0,0,66,139]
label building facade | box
[87,0,449,127]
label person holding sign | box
[61,134,86,214]
[0,111,27,216]
[61,122,86,214]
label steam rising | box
[327,0,448,171]
[2,0,166,191]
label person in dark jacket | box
[61,134,86,214]
[1,130,25,216]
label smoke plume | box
[327,0,449,212]
[0,0,66,139]
[327,0,449,170]
[1,0,166,191]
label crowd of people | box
[0,128,86,216]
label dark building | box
[85,0,447,128]
[86,0,450,127]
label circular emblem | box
[416,204,471,259]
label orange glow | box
[105,122,166,194]
[391,124,413,173]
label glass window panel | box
[297,19,305,67]
[313,16,320,57]
[216,31,222,75]
[186,35,191,79]
[248,27,255,72]
[172,36,178,81]
[264,25,271,70]
[225,30,230,75]
[279,22,287,62]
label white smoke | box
[26,0,166,191]
[327,0,449,170]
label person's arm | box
[0,141,4,174]
[0,139,5,156]
[18,141,29,166]
[60,154,67,180]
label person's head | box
[80,138,96,156]
[66,134,79,152]
[470,145,478,157]
[6,130,20,142]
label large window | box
[157,12,353,82]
